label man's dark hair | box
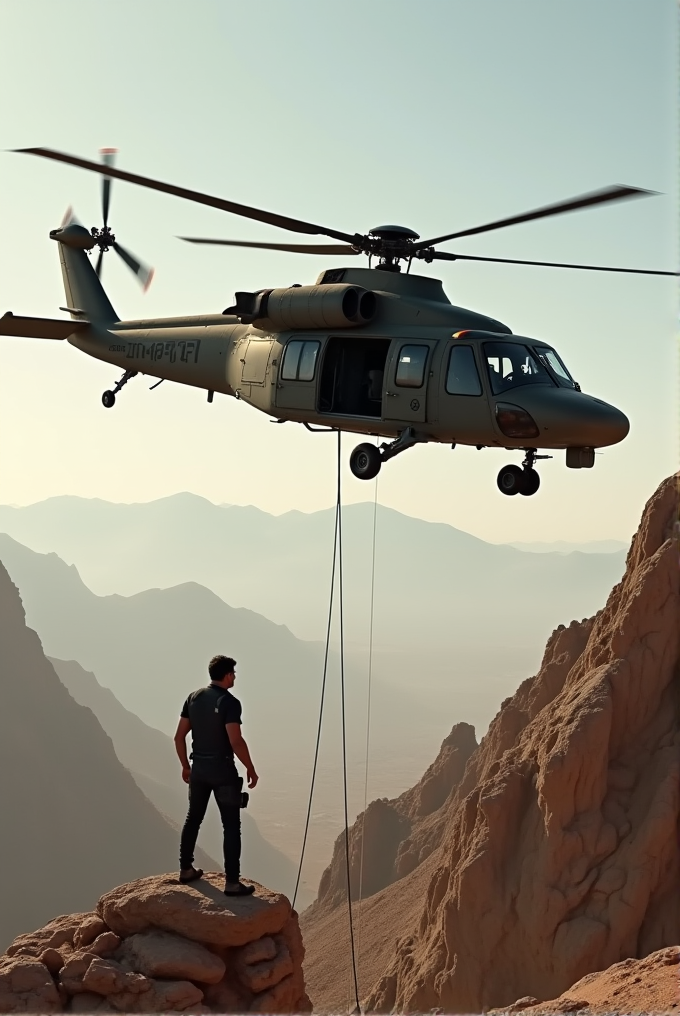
[208,655,237,682]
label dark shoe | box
[179,867,204,884]
[224,882,256,897]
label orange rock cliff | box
[303,473,680,1014]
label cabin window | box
[395,344,428,388]
[281,339,320,381]
[445,345,482,396]
[483,341,553,395]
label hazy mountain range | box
[0,495,626,719]
[0,533,444,890]
[0,497,628,892]
[509,539,627,554]
[0,560,214,951]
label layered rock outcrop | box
[304,474,680,1013]
[0,874,311,1013]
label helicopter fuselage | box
[68,265,629,458]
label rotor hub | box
[91,225,116,253]
[355,224,422,270]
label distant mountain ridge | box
[0,559,214,951]
[0,495,626,718]
[510,538,627,554]
[0,533,444,890]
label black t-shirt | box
[180,684,242,760]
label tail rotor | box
[90,148,154,290]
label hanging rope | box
[356,445,380,993]
[337,431,361,1014]
[291,430,361,1015]
[291,461,340,910]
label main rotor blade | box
[112,242,155,291]
[95,249,104,278]
[18,147,358,244]
[416,186,654,249]
[100,148,117,228]
[427,250,679,276]
[179,237,359,255]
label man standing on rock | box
[174,655,259,897]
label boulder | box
[73,918,107,950]
[0,958,61,1013]
[38,950,64,977]
[58,953,97,995]
[6,915,92,960]
[88,934,120,958]
[98,872,290,946]
[234,941,293,993]
[118,930,225,983]
[81,958,150,997]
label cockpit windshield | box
[534,346,577,388]
[483,341,554,396]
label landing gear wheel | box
[102,390,116,409]
[497,464,524,496]
[350,443,382,480]
[520,468,540,496]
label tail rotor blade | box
[95,249,104,278]
[113,241,154,291]
[60,205,74,228]
[100,148,117,228]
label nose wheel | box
[497,449,550,496]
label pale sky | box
[0,0,676,543]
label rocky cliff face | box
[304,474,680,1014]
[0,874,311,1013]
[0,561,213,950]
[312,722,477,909]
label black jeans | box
[179,759,241,882]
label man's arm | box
[226,723,259,788]
[174,717,192,784]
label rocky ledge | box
[491,945,680,1015]
[0,873,312,1014]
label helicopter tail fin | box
[50,220,119,324]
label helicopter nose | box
[585,397,629,447]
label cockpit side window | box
[446,345,482,396]
[534,346,576,388]
[483,341,553,396]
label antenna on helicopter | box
[88,148,154,290]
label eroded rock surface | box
[312,721,477,909]
[362,475,680,1013]
[303,474,680,1014]
[0,874,311,1013]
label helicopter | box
[1,148,677,496]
